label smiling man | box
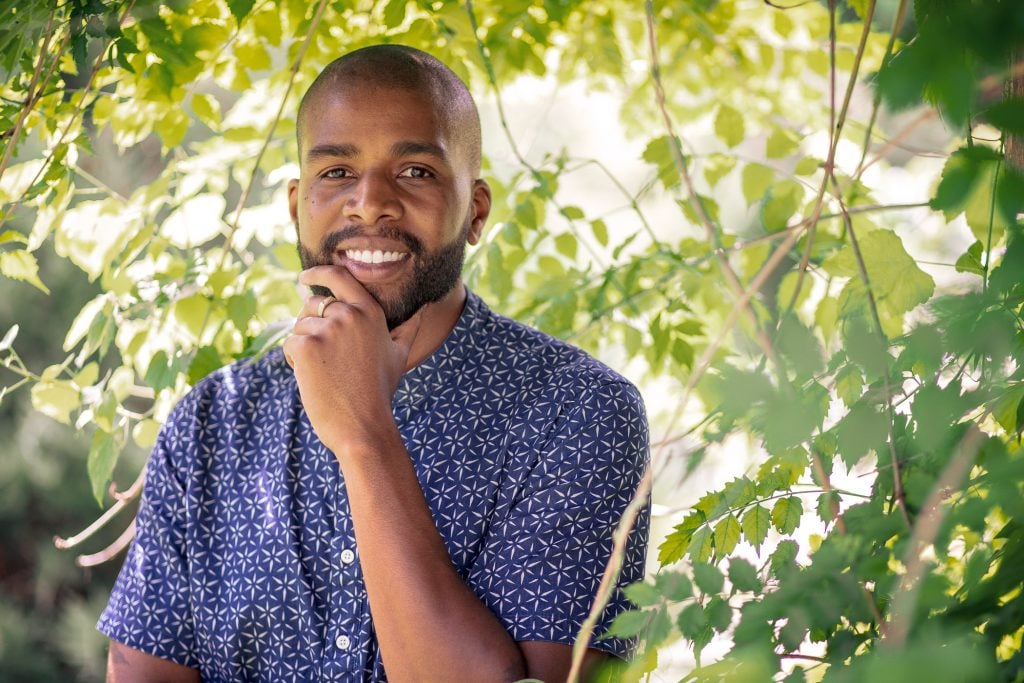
[98,45,649,682]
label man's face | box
[288,83,490,329]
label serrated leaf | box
[688,525,714,564]
[605,609,649,638]
[728,557,762,593]
[741,504,771,551]
[770,539,799,577]
[655,571,692,601]
[771,496,803,535]
[706,596,732,632]
[714,104,745,147]
[817,491,840,523]
[623,581,661,607]
[713,515,741,557]
[693,562,724,595]
[658,512,705,565]
[822,229,935,318]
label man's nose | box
[343,171,402,225]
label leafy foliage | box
[1,0,1023,681]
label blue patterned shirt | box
[98,290,649,682]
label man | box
[99,45,649,682]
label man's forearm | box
[334,425,526,682]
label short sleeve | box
[467,379,650,660]
[96,392,199,668]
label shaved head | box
[297,45,482,176]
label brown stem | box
[1006,50,1024,172]
[885,426,984,647]
[827,174,912,530]
[0,9,58,185]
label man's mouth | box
[343,249,409,265]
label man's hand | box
[283,265,423,454]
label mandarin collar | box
[391,289,485,409]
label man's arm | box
[106,641,200,683]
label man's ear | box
[287,178,300,225]
[467,179,491,246]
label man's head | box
[288,45,490,329]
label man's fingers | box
[299,266,375,308]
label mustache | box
[316,224,423,260]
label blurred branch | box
[53,465,144,550]
[1006,50,1024,171]
[885,426,985,647]
[76,519,136,567]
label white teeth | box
[345,250,406,264]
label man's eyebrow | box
[391,140,447,161]
[306,143,358,163]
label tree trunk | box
[1007,51,1024,171]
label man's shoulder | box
[470,294,638,398]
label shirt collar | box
[392,289,486,409]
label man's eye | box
[399,166,433,179]
[323,168,352,179]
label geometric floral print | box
[98,291,650,682]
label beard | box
[297,220,469,330]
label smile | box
[344,250,408,264]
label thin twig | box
[54,465,145,549]
[567,466,652,683]
[219,0,330,269]
[885,426,984,647]
[76,519,136,567]
[828,175,911,529]
[0,8,58,185]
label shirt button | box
[335,634,351,650]
[340,548,356,565]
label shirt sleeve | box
[466,378,650,660]
[96,391,199,668]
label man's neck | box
[404,281,467,371]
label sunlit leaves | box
[741,504,771,551]
[0,249,49,293]
[771,497,803,535]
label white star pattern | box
[98,291,649,682]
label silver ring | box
[316,295,337,318]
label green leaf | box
[0,249,49,293]
[761,181,802,232]
[688,525,714,564]
[655,571,692,601]
[658,512,705,565]
[741,163,774,203]
[642,135,680,190]
[741,504,771,551]
[693,562,724,595]
[703,154,736,187]
[227,291,258,331]
[714,104,745,147]
[383,0,409,28]
[728,557,762,593]
[822,229,935,319]
[623,581,661,608]
[30,379,80,424]
[984,97,1024,135]
[770,539,799,578]
[954,240,985,276]
[713,515,741,557]
[771,496,803,535]
[192,93,221,129]
[817,491,840,523]
[0,323,19,352]
[87,430,118,506]
[706,596,732,632]
[605,609,649,638]
[226,0,256,22]
[834,403,887,468]
[187,345,223,384]
[835,365,863,407]
[589,219,608,247]
[145,350,178,391]
[766,127,800,158]
[554,233,577,260]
